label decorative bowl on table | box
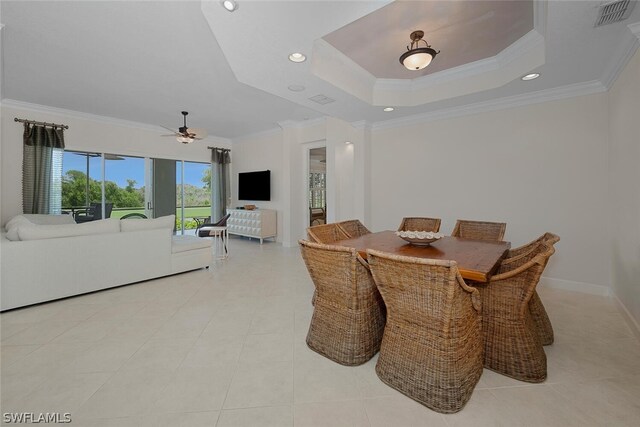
[395,230,443,246]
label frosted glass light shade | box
[402,51,434,70]
[177,136,194,144]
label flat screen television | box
[238,170,271,201]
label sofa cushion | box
[5,214,76,241]
[171,235,212,254]
[17,218,120,241]
[120,215,175,232]
[5,214,75,231]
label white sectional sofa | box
[0,214,212,311]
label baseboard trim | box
[612,293,640,342]
[538,276,610,297]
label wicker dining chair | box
[307,223,350,244]
[451,219,506,241]
[367,250,483,413]
[501,233,560,346]
[299,240,385,366]
[337,219,372,238]
[476,243,555,383]
[507,232,560,259]
[306,223,351,306]
[397,217,442,232]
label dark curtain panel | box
[211,149,231,222]
[22,123,65,214]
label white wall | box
[0,102,231,224]
[370,93,611,291]
[231,129,286,243]
[608,48,640,329]
[231,118,368,247]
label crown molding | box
[233,126,282,143]
[371,80,606,131]
[350,120,372,130]
[1,98,165,132]
[629,22,640,40]
[533,0,547,37]
[277,117,326,130]
[600,22,640,90]
[0,98,232,144]
[235,117,327,142]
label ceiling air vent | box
[308,94,335,105]
[595,0,636,27]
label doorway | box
[308,147,326,227]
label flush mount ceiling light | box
[521,73,541,81]
[287,84,306,92]
[383,107,395,112]
[399,30,440,71]
[221,0,238,12]
[288,52,306,63]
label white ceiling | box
[1,1,639,139]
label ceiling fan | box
[161,111,208,144]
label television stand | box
[227,208,277,244]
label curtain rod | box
[15,118,69,130]
[207,146,230,151]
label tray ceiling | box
[323,0,534,79]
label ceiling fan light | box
[177,136,194,144]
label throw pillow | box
[17,218,120,241]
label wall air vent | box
[308,94,335,105]
[595,0,636,27]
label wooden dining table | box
[335,230,511,283]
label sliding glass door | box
[174,161,212,235]
[59,151,211,232]
[104,154,146,219]
[62,151,102,215]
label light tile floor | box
[2,237,640,426]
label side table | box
[207,226,228,259]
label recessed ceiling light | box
[344,141,352,145]
[288,52,306,63]
[521,73,540,81]
[288,85,306,92]
[221,0,238,12]
[383,107,394,112]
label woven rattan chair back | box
[397,217,442,232]
[337,219,372,238]
[508,232,560,260]
[299,240,385,366]
[478,243,555,382]
[501,233,560,346]
[367,250,483,413]
[451,219,506,241]
[307,223,350,244]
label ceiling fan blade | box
[187,128,208,139]
[160,125,180,134]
